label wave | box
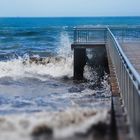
[0,107,109,140]
[0,26,70,37]
[0,30,74,80]
[0,55,73,80]
[14,31,43,37]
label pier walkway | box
[121,42,140,73]
[71,26,140,140]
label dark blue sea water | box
[0,16,139,140]
[0,17,139,115]
[0,17,140,27]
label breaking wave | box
[0,56,73,80]
[0,31,73,80]
[0,107,110,140]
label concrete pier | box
[71,26,140,140]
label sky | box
[0,0,140,17]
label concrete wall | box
[73,45,109,81]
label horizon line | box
[0,16,140,18]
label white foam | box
[0,55,73,80]
[0,108,109,140]
[54,109,108,138]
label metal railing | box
[73,27,106,44]
[111,27,140,42]
[73,26,140,44]
[107,28,140,140]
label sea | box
[0,17,139,140]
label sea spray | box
[57,31,72,57]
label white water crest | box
[0,56,73,80]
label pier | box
[71,26,140,140]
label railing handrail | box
[107,28,140,96]
[74,27,106,30]
[74,25,140,31]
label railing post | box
[74,28,77,43]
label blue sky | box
[0,0,140,17]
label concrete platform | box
[120,41,140,74]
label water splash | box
[0,31,73,80]
[57,31,72,57]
